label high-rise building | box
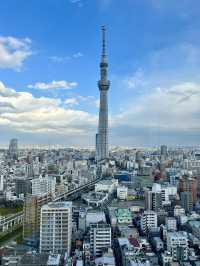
[152,192,162,212]
[144,186,162,212]
[39,202,72,255]
[90,222,111,257]
[167,232,188,262]
[96,26,110,162]
[8,138,18,160]
[161,145,168,157]
[180,191,193,213]
[179,175,197,203]
[144,190,153,210]
[23,194,51,244]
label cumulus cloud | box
[0,36,32,70]
[0,81,18,97]
[28,80,78,90]
[111,82,200,145]
[0,82,97,142]
[2,79,200,146]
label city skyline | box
[0,0,200,146]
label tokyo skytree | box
[96,26,110,161]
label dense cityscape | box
[0,24,200,266]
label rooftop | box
[42,201,72,209]
[115,208,132,218]
[188,220,200,228]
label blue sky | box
[0,0,200,147]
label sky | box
[0,0,200,147]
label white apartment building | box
[40,202,72,255]
[90,223,111,257]
[165,217,177,231]
[31,175,56,197]
[140,210,158,233]
[117,186,128,200]
[167,232,188,262]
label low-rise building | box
[117,186,128,200]
[95,179,118,194]
[165,217,177,231]
[115,208,132,224]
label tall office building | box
[96,26,110,162]
[145,186,162,212]
[40,202,72,255]
[90,222,111,257]
[8,138,18,160]
[161,145,168,157]
[152,192,162,212]
[179,175,197,203]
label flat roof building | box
[40,201,72,255]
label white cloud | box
[49,52,83,63]
[73,52,83,58]
[49,56,69,63]
[0,82,97,142]
[76,95,99,107]
[113,82,200,134]
[2,79,200,146]
[0,81,18,97]
[28,80,78,90]
[65,97,79,106]
[69,0,83,7]
[0,36,32,70]
[124,68,145,90]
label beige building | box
[23,193,51,244]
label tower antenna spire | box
[102,25,106,57]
